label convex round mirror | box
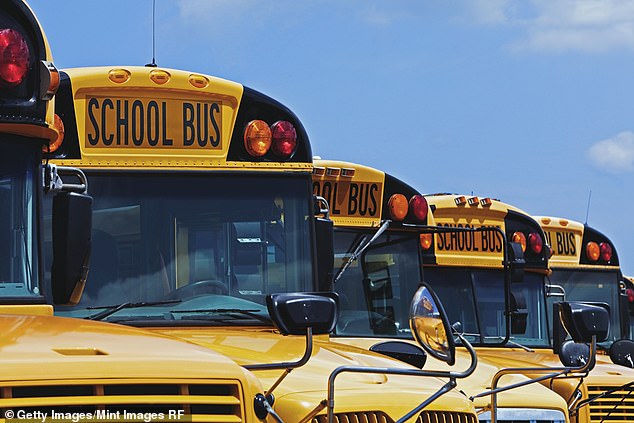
[409,283,455,365]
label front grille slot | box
[418,411,478,423]
[587,385,634,422]
[0,382,243,422]
[313,411,393,423]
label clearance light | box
[409,195,428,222]
[44,114,64,153]
[188,74,209,88]
[40,61,59,100]
[271,120,297,158]
[149,69,171,85]
[512,231,527,253]
[0,29,29,87]
[586,241,600,262]
[559,219,569,227]
[454,196,466,206]
[467,196,479,206]
[528,232,543,254]
[420,233,433,250]
[326,167,341,177]
[313,167,325,176]
[244,120,272,157]
[341,168,355,178]
[540,217,552,225]
[480,197,492,207]
[108,68,131,84]
[388,194,408,221]
[600,242,613,262]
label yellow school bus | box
[424,195,634,423]
[535,216,634,417]
[0,1,285,421]
[312,159,570,423]
[47,65,479,421]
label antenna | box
[146,0,157,67]
[584,190,592,224]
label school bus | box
[47,65,479,422]
[424,196,634,423]
[312,160,570,423]
[0,1,289,421]
[536,217,634,406]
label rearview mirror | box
[508,242,525,283]
[409,283,455,365]
[609,339,634,368]
[559,302,610,343]
[266,292,338,335]
[370,340,427,369]
[51,192,92,305]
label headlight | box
[478,408,566,423]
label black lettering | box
[369,184,378,216]
[101,99,114,146]
[161,102,173,146]
[450,230,458,251]
[183,103,195,146]
[87,98,99,145]
[210,102,221,147]
[437,224,446,250]
[482,229,489,252]
[312,181,321,197]
[358,184,369,216]
[116,99,128,145]
[348,183,358,215]
[196,103,208,147]
[495,229,503,252]
[331,183,341,215]
[556,232,564,255]
[568,233,576,255]
[147,101,160,146]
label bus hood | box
[0,314,256,382]
[152,327,457,395]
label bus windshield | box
[0,138,40,297]
[547,270,622,347]
[333,230,421,338]
[55,172,314,324]
[428,269,550,347]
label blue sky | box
[30,0,634,274]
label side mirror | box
[609,339,634,368]
[51,192,92,305]
[558,302,610,343]
[510,291,528,334]
[558,340,591,367]
[508,241,525,283]
[409,283,455,365]
[266,292,338,335]
[370,341,427,369]
[314,196,334,292]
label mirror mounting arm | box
[243,327,313,397]
[472,336,597,423]
[326,332,477,423]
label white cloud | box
[587,131,634,173]
[467,0,634,53]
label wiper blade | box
[171,308,271,324]
[485,336,534,352]
[86,300,182,321]
[334,220,391,283]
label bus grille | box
[418,411,478,423]
[0,382,243,422]
[313,411,393,423]
[587,385,634,422]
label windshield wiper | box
[334,220,391,283]
[86,300,182,321]
[170,308,271,324]
[485,336,534,352]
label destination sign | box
[544,230,577,257]
[85,96,222,149]
[312,180,382,218]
